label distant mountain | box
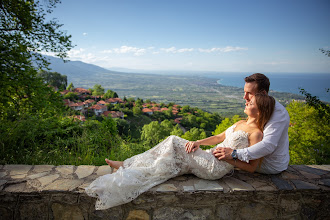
[43,55,124,82]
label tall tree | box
[37,70,67,90]
[92,84,105,96]
[0,0,73,119]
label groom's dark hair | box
[245,73,270,93]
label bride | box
[85,93,275,210]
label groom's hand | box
[213,147,233,160]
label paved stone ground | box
[0,164,329,219]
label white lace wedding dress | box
[85,125,249,210]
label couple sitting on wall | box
[85,73,290,210]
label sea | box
[202,73,330,102]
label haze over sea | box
[204,73,330,102]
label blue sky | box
[48,0,330,73]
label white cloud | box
[160,47,194,53]
[82,33,88,36]
[112,46,147,56]
[199,46,248,53]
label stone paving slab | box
[33,165,54,173]
[223,177,255,192]
[291,180,320,190]
[156,184,178,192]
[4,165,32,176]
[271,176,294,190]
[194,179,223,191]
[292,165,328,176]
[43,179,84,191]
[55,165,74,176]
[96,165,113,176]
[75,165,95,179]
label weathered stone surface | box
[194,179,223,191]
[0,171,7,178]
[319,179,330,187]
[96,165,112,176]
[56,165,74,176]
[126,210,149,220]
[91,206,123,220]
[215,204,237,220]
[38,174,60,187]
[4,165,32,176]
[238,202,277,220]
[33,165,54,173]
[4,183,26,192]
[52,203,84,220]
[291,180,320,190]
[279,194,302,215]
[16,199,49,220]
[281,171,301,180]
[223,177,255,191]
[155,183,178,192]
[183,185,194,192]
[0,180,7,187]
[75,165,95,179]
[271,176,294,190]
[299,170,321,179]
[307,165,330,172]
[28,171,49,180]
[43,179,84,191]
[11,174,27,179]
[293,165,328,176]
[51,194,79,204]
[153,207,213,220]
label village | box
[60,87,183,123]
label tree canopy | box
[0,0,73,119]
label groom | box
[214,73,290,174]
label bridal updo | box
[255,93,275,131]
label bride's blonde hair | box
[255,93,275,131]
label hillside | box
[45,56,304,117]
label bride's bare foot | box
[105,158,123,169]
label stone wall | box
[0,164,329,220]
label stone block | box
[299,170,321,179]
[27,171,50,180]
[75,165,95,179]
[0,171,7,178]
[51,203,84,220]
[15,195,50,220]
[319,179,330,187]
[90,206,123,220]
[33,165,54,173]
[96,165,112,176]
[183,185,194,192]
[194,179,223,191]
[55,165,74,176]
[38,174,60,187]
[279,194,302,215]
[215,204,238,220]
[4,182,26,192]
[155,194,179,206]
[292,165,328,176]
[155,183,178,192]
[4,165,32,176]
[153,207,213,220]
[237,202,277,220]
[223,177,255,192]
[126,209,150,220]
[51,193,79,204]
[271,176,293,190]
[291,180,320,190]
[43,179,84,191]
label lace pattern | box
[85,125,249,210]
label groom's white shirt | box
[237,101,290,174]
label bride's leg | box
[105,159,123,169]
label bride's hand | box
[185,141,200,153]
